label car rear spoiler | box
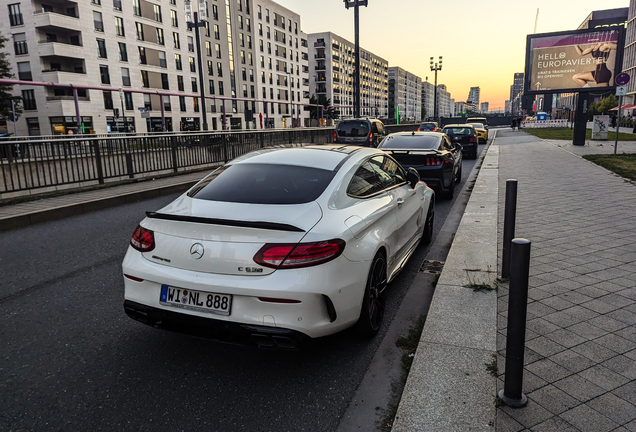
[383,149,441,156]
[145,212,305,232]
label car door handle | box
[396,198,404,207]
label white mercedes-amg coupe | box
[122,145,434,348]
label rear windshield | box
[419,123,437,129]
[444,127,473,136]
[188,163,336,204]
[467,118,487,124]
[469,123,484,129]
[337,121,370,137]
[378,135,440,150]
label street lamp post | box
[185,0,208,131]
[344,0,368,119]
[430,56,442,121]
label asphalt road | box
[0,141,487,432]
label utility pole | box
[344,0,368,119]
[430,56,442,121]
[185,0,208,131]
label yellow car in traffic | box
[468,123,488,144]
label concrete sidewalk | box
[392,129,636,431]
[0,170,207,231]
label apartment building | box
[437,84,451,118]
[307,32,388,119]
[421,79,434,120]
[388,66,421,123]
[1,0,309,135]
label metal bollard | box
[501,180,518,279]
[499,238,531,408]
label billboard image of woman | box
[572,41,618,87]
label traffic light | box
[113,108,120,119]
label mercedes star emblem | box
[190,243,204,259]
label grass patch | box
[467,282,497,292]
[376,315,427,431]
[523,127,635,141]
[495,395,505,407]
[583,154,636,182]
[486,354,498,377]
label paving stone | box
[589,315,630,332]
[608,309,636,326]
[586,393,636,425]
[541,296,575,311]
[527,384,580,415]
[525,359,572,383]
[601,355,636,380]
[499,399,553,428]
[527,301,559,319]
[582,299,623,314]
[618,288,636,301]
[495,410,525,432]
[526,317,561,335]
[553,374,606,402]
[576,285,610,299]
[577,364,631,391]
[567,321,608,340]
[562,306,600,322]
[625,349,636,361]
[594,334,636,354]
[550,349,596,373]
[528,287,554,301]
[530,416,581,432]
[544,328,587,349]
[625,419,636,432]
[560,403,619,432]
[543,311,584,328]
[599,293,635,308]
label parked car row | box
[122,118,488,349]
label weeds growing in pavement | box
[464,269,499,292]
[486,354,498,377]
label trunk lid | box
[140,196,323,275]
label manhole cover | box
[419,260,445,274]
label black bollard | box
[499,238,531,408]
[501,180,518,279]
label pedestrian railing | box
[0,128,334,194]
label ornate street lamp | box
[185,0,208,131]
[344,0,368,118]
[430,56,442,121]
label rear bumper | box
[461,143,477,154]
[124,300,309,349]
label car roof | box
[444,124,475,128]
[230,145,370,171]
[389,131,445,137]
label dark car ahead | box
[334,118,387,147]
[378,132,462,198]
[417,122,439,132]
[443,124,478,160]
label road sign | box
[616,73,630,86]
[617,85,628,96]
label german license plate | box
[160,285,231,316]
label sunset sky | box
[275,0,629,111]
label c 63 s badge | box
[238,267,263,273]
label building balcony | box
[33,11,81,31]
[313,41,325,48]
[315,64,326,71]
[46,95,90,102]
[41,69,88,85]
[38,41,83,59]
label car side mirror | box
[406,167,420,188]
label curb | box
[0,180,198,231]
[391,133,500,431]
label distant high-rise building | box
[467,87,480,105]
[481,102,489,113]
[510,73,524,115]
[437,84,452,118]
[389,67,422,122]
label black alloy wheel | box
[443,175,455,199]
[423,204,434,245]
[356,253,388,338]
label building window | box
[156,28,165,45]
[91,0,101,4]
[22,90,36,110]
[217,62,223,77]
[121,67,131,86]
[173,32,181,49]
[205,21,210,37]
[212,4,218,20]
[179,96,186,111]
[96,38,107,58]
[138,46,147,64]
[258,5,262,19]
[8,4,23,26]
[209,80,215,95]
[171,10,178,27]
[189,57,196,72]
[118,42,128,61]
[93,11,104,31]
[218,81,224,95]
[175,54,182,70]
[188,36,194,52]
[113,0,122,11]
[214,24,220,40]
[208,60,214,75]
[161,73,169,90]
[115,16,125,36]
[17,62,31,81]
[258,23,263,36]
[133,0,141,16]
[136,22,144,40]
[177,75,184,91]
[193,97,199,112]
[153,4,162,22]
[191,77,198,93]
[124,91,133,110]
[144,94,152,110]
[206,41,212,56]
[26,118,40,136]
[215,43,221,59]
[163,96,171,111]
[141,70,149,88]
[103,91,114,109]
[100,65,110,84]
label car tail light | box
[333,132,337,143]
[425,157,442,166]
[124,274,144,282]
[254,239,346,269]
[470,136,477,143]
[130,225,155,252]
[369,132,374,146]
[258,297,302,304]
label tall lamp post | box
[344,0,368,119]
[430,56,442,121]
[185,0,208,131]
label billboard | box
[524,28,624,95]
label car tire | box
[471,150,478,160]
[422,204,434,245]
[355,252,387,338]
[456,164,462,184]
[443,175,455,199]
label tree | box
[0,32,22,122]
[305,94,339,120]
[588,95,618,118]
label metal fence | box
[0,128,334,194]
